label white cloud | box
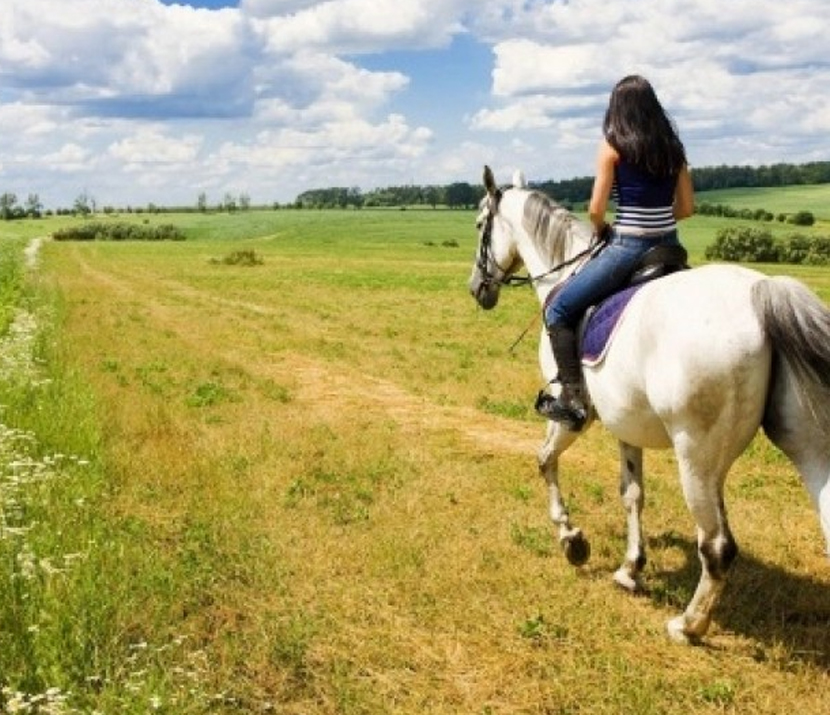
[1,0,255,114]
[254,0,465,54]
[0,0,828,207]
[108,129,203,167]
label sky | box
[1,0,828,209]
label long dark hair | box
[603,75,687,178]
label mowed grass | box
[0,200,828,712]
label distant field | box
[7,181,827,263]
[696,183,830,221]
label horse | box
[468,165,830,644]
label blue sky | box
[1,0,828,208]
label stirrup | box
[534,390,587,431]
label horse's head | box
[468,165,524,310]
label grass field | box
[0,198,828,713]
[695,184,830,222]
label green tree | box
[445,182,478,209]
[223,193,237,212]
[0,192,18,220]
[74,191,94,215]
[24,194,43,218]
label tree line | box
[1,161,829,218]
[292,161,830,210]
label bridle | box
[475,188,513,289]
[475,187,604,290]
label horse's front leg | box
[538,422,589,566]
[613,442,647,591]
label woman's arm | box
[673,164,694,220]
[588,139,618,233]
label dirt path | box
[66,244,545,457]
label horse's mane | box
[521,190,584,265]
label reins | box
[475,188,608,353]
[502,242,600,287]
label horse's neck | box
[512,191,594,304]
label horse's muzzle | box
[469,275,500,310]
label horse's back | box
[588,264,772,452]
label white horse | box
[468,165,830,644]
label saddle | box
[628,243,689,286]
[542,243,690,366]
[580,243,689,365]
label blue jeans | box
[545,229,680,328]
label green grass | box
[696,184,830,221]
[0,193,829,713]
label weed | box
[517,614,568,643]
[186,380,233,407]
[510,523,554,557]
[211,249,264,266]
[477,395,532,420]
[698,679,737,706]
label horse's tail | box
[753,276,830,553]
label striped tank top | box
[611,160,677,234]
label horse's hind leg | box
[538,422,589,565]
[613,442,646,591]
[763,369,830,556]
[667,454,738,644]
[767,431,830,556]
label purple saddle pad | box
[581,284,644,364]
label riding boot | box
[535,325,588,430]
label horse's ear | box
[512,169,526,189]
[483,165,497,196]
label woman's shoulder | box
[598,137,619,162]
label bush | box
[777,233,812,264]
[52,222,185,242]
[210,249,264,266]
[705,227,830,265]
[704,227,779,262]
[788,210,815,226]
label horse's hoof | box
[666,617,702,645]
[562,531,591,566]
[613,568,640,592]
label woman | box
[535,74,695,429]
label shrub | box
[704,226,779,262]
[211,249,264,266]
[777,233,812,264]
[788,210,815,226]
[803,235,830,264]
[52,222,185,241]
[705,228,830,265]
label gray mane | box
[521,191,583,266]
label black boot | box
[535,325,588,430]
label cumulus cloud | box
[1,0,256,115]
[254,0,465,55]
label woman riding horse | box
[536,75,695,429]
